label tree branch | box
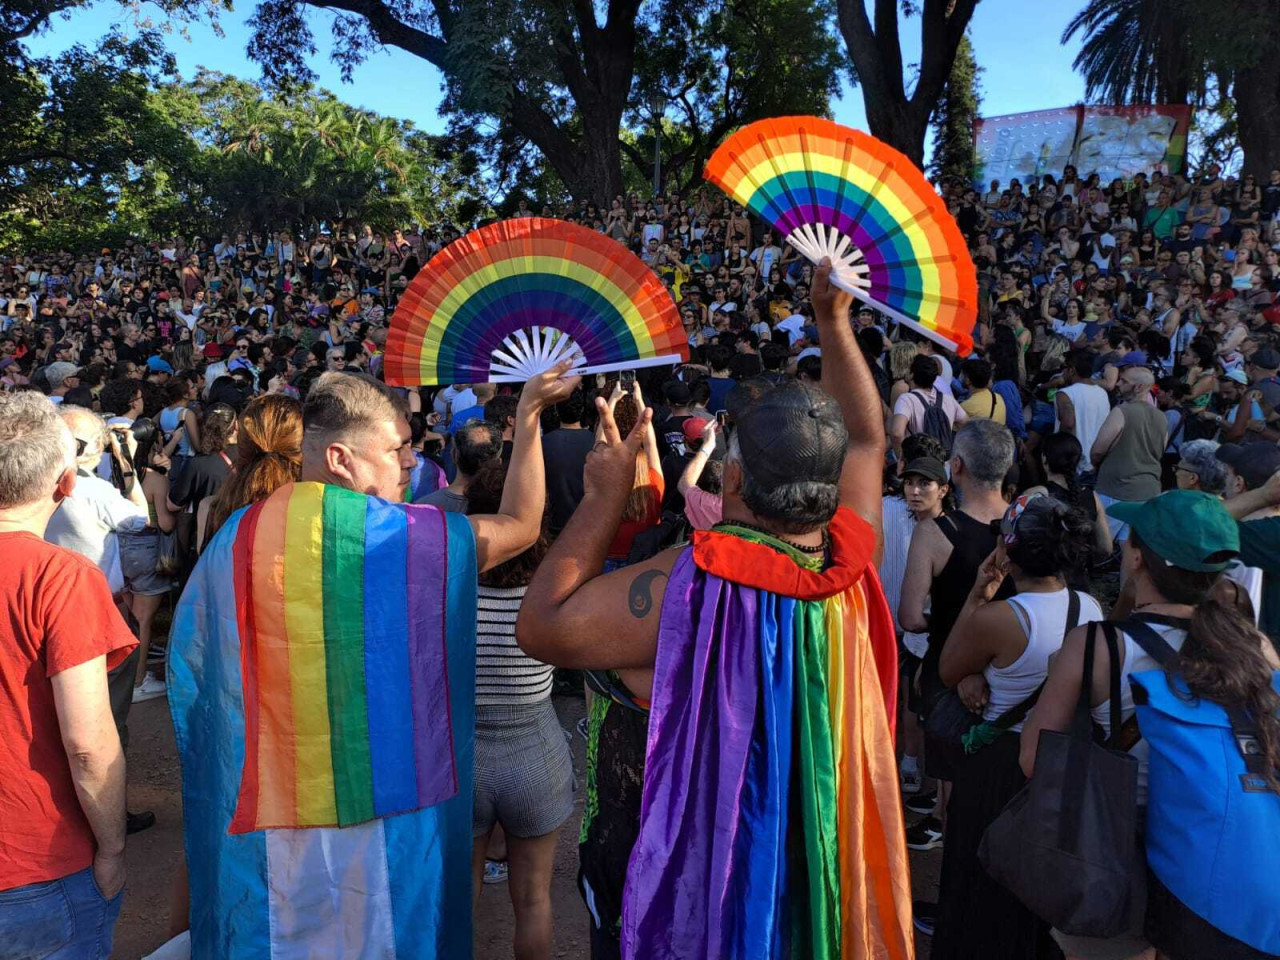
[310,0,449,66]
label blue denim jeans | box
[0,867,123,960]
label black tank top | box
[927,510,1014,658]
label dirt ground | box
[114,693,941,959]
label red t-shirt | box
[0,532,137,890]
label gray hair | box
[59,405,106,465]
[303,372,408,442]
[952,419,1015,489]
[1182,439,1229,495]
[0,393,74,508]
[726,430,840,534]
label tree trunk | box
[1235,59,1280,179]
[865,101,930,168]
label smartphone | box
[620,369,636,388]
[716,411,729,429]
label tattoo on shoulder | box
[627,569,668,619]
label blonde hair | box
[889,341,919,381]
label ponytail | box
[1181,596,1280,789]
[1133,531,1280,788]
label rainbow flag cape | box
[621,508,913,960]
[168,482,477,959]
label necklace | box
[716,519,829,555]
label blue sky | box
[26,0,1088,135]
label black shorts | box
[899,645,924,717]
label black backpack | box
[911,389,956,453]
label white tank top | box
[983,588,1104,731]
[1055,383,1111,473]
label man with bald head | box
[1091,364,1167,542]
[170,363,578,957]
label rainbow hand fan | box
[704,116,977,356]
[384,218,688,385]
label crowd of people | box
[1,156,1279,960]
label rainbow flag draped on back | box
[621,507,913,960]
[168,482,477,959]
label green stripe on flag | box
[323,486,375,824]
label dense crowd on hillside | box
[1,159,1279,960]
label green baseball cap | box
[1107,490,1240,572]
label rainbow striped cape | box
[168,482,477,959]
[621,508,913,959]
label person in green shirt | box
[1217,443,1280,650]
[1144,189,1182,240]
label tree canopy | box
[244,0,843,203]
[0,52,490,251]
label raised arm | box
[678,419,717,496]
[468,360,579,573]
[809,258,888,544]
[517,400,675,673]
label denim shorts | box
[0,866,124,960]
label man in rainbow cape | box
[519,259,913,960]
[168,365,576,957]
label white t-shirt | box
[751,244,780,277]
[775,314,806,344]
[1052,318,1088,342]
[1055,382,1111,472]
[44,471,147,594]
[1090,232,1115,270]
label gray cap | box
[44,362,80,388]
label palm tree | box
[1062,0,1197,105]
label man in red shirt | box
[0,392,137,957]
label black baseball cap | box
[734,381,847,488]
[1215,442,1280,491]
[902,457,947,484]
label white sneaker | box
[132,673,167,703]
[900,763,922,795]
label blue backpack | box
[1129,621,1280,956]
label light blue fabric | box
[169,502,479,959]
[1133,669,1280,953]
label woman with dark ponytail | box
[1023,491,1280,960]
[932,494,1105,959]
[1026,431,1113,581]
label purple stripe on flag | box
[404,503,458,805]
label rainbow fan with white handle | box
[704,116,977,356]
[384,218,688,385]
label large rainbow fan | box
[704,116,977,356]
[384,218,687,385]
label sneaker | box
[483,860,509,885]
[900,764,922,795]
[576,717,590,742]
[905,816,943,851]
[132,673,167,703]
[126,810,156,835]
[912,899,936,936]
[904,790,937,815]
